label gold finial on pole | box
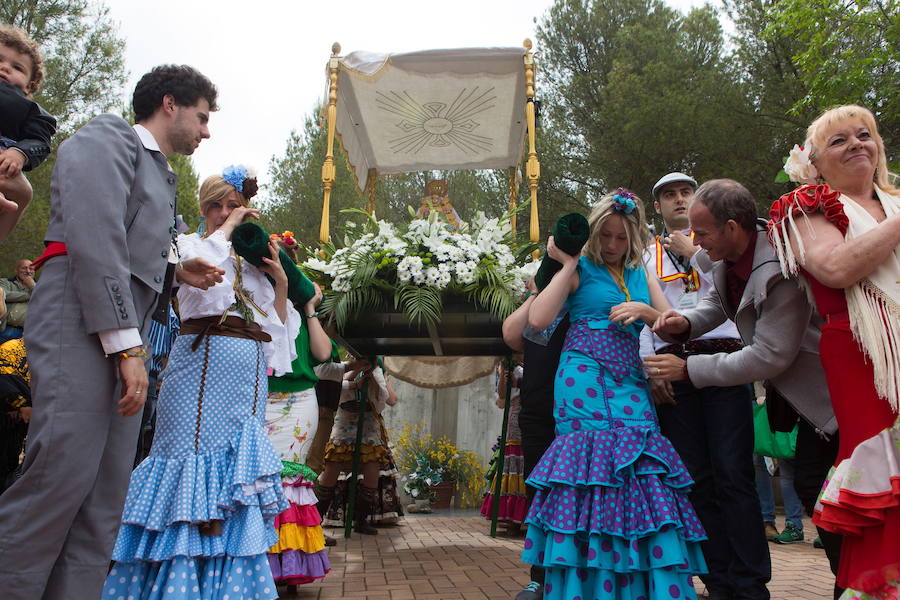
[319,43,342,244]
[523,39,541,259]
[508,166,519,235]
[365,168,378,215]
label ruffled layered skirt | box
[264,389,330,585]
[103,335,287,600]
[480,440,527,524]
[523,342,706,599]
[815,322,900,599]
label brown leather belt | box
[657,338,742,358]
[181,315,272,351]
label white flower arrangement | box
[783,142,819,185]
[303,208,538,328]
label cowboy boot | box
[353,485,380,535]
[315,483,336,519]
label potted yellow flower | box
[392,421,486,509]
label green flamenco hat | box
[232,222,316,306]
[533,212,590,291]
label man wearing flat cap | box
[639,172,770,599]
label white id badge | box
[677,291,699,309]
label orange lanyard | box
[655,236,700,291]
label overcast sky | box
[105,0,706,193]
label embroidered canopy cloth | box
[331,47,528,191]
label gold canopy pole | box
[508,166,519,236]
[319,42,341,244]
[523,39,541,259]
[365,168,378,215]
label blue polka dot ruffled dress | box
[102,333,289,600]
[522,257,708,599]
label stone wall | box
[381,374,506,473]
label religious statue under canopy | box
[416,179,460,230]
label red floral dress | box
[770,185,900,598]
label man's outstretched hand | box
[177,257,225,289]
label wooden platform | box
[326,302,508,357]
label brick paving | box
[282,511,835,600]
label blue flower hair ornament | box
[611,187,637,214]
[222,164,259,199]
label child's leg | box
[0,174,32,241]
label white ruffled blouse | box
[176,230,300,376]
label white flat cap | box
[652,172,698,199]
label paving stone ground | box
[281,510,835,600]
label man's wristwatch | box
[112,346,149,361]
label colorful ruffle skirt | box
[816,323,900,599]
[264,389,330,585]
[480,440,527,524]
[102,335,287,600]
[815,418,900,600]
[522,341,707,599]
[267,462,330,585]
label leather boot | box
[353,485,379,535]
[315,484,336,520]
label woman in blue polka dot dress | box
[101,168,301,600]
[523,189,708,599]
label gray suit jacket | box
[683,221,837,435]
[41,114,176,335]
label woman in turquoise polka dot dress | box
[523,189,708,599]
[102,168,301,600]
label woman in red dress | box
[768,105,900,599]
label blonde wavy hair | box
[199,174,250,216]
[807,104,899,195]
[583,190,650,269]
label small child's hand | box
[0,149,26,178]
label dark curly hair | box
[132,65,218,122]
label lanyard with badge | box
[655,231,700,309]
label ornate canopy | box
[333,47,528,192]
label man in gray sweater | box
[646,178,842,599]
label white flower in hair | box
[784,142,819,184]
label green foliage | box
[535,0,772,220]
[0,0,127,272]
[394,284,442,328]
[169,154,201,231]
[761,0,898,159]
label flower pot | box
[430,481,456,509]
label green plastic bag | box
[753,402,798,459]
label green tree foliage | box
[169,154,201,231]
[535,0,775,221]
[762,0,898,159]
[0,0,127,272]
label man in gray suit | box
[645,179,842,598]
[0,65,223,600]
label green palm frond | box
[395,284,443,328]
[328,286,387,329]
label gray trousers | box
[0,258,154,600]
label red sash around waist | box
[31,242,68,270]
